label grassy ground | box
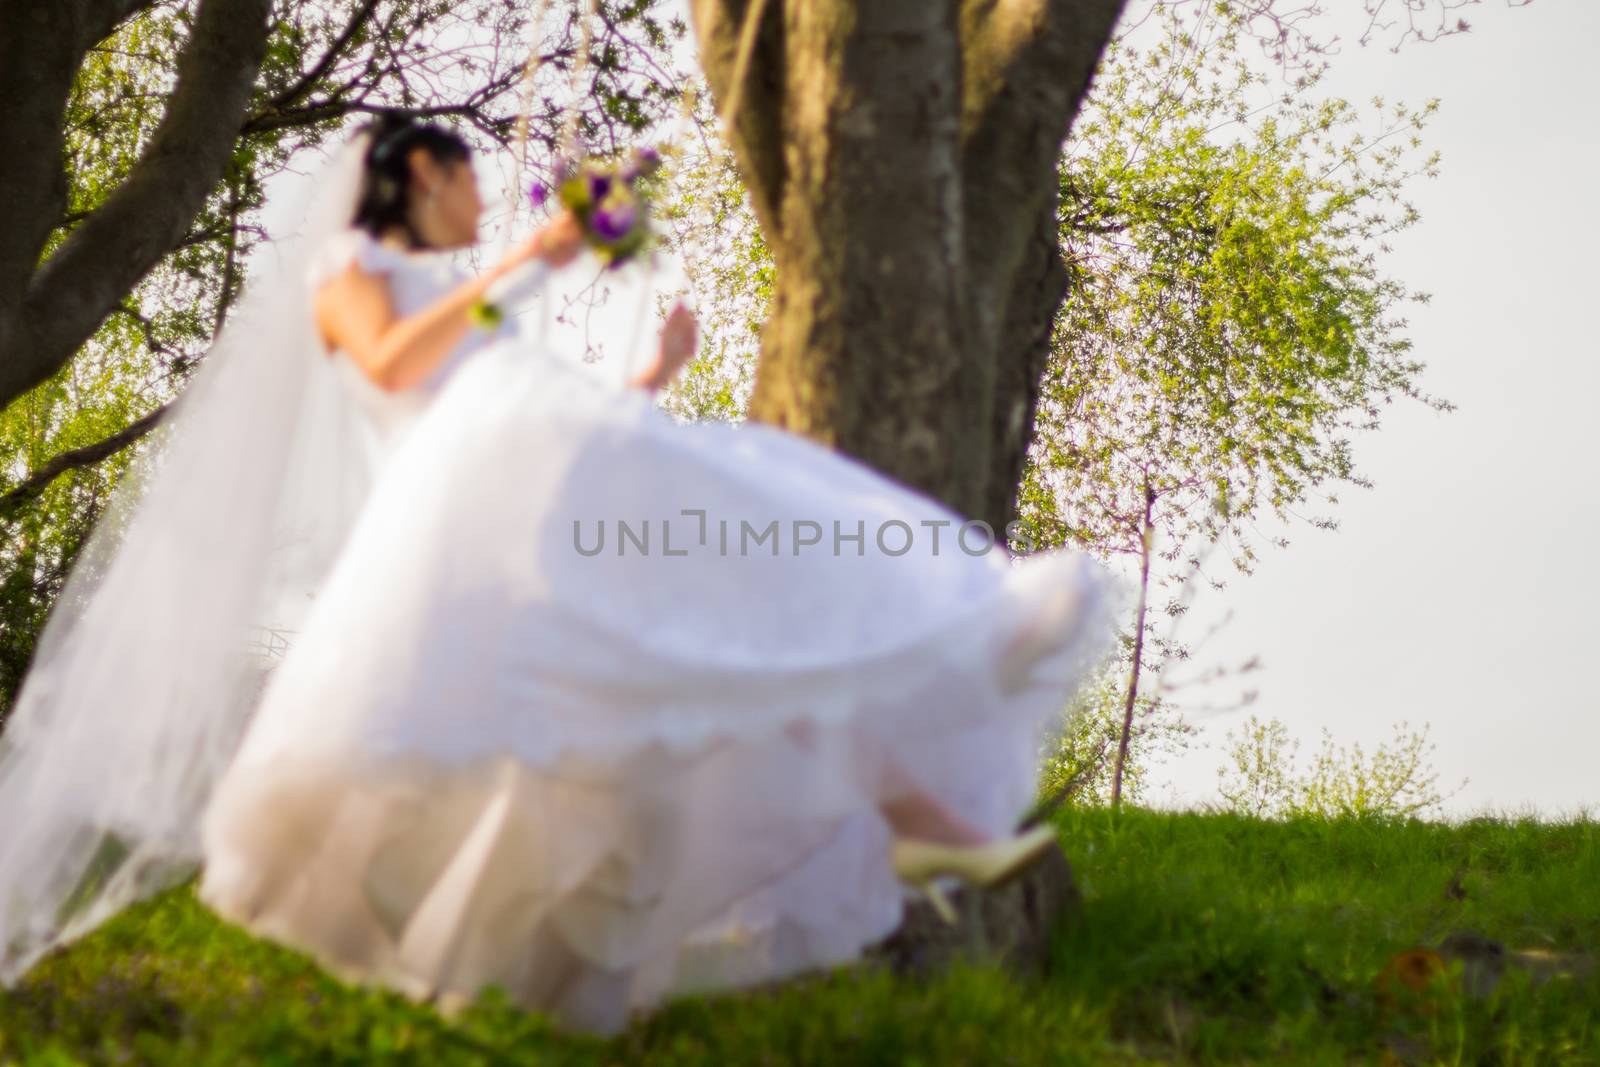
[1,807,1595,1065]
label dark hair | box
[352,116,471,248]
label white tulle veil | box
[0,130,379,979]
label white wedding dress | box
[194,228,1115,1035]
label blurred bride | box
[0,117,1115,1035]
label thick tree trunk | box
[748,2,985,516]
[693,0,1123,536]
[690,0,1125,971]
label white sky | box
[1139,0,1600,817]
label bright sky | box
[1141,0,1600,817]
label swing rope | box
[503,0,768,384]
[509,0,766,206]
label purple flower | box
[528,180,548,208]
[590,199,638,242]
[587,171,613,204]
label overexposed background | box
[1139,1,1599,817]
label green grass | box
[2,807,1596,1065]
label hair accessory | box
[369,122,417,165]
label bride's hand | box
[657,301,699,379]
[628,302,698,393]
[506,211,585,270]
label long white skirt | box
[198,334,1115,1035]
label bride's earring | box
[420,186,440,243]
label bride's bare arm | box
[316,213,583,392]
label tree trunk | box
[865,842,1082,979]
[746,2,985,515]
[689,0,1126,973]
[1111,480,1155,808]
[692,0,1124,539]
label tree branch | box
[258,0,381,115]
[0,0,272,410]
[958,0,1127,303]
[0,403,167,517]
[240,56,527,142]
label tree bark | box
[866,843,1082,978]
[0,2,87,361]
[0,0,273,408]
[692,0,1124,535]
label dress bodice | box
[308,228,485,458]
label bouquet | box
[469,144,663,332]
[532,144,662,270]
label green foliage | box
[650,85,771,424]
[1037,655,1195,807]
[1216,714,1468,819]
[1016,4,1455,776]
[1026,3,1451,577]
[1214,714,1300,817]
[3,808,1596,1064]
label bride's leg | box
[783,716,993,847]
[880,792,992,846]
[874,744,994,847]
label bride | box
[0,118,1115,1035]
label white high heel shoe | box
[889,823,1060,924]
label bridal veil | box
[0,131,378,979]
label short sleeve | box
[306,228,410,288]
